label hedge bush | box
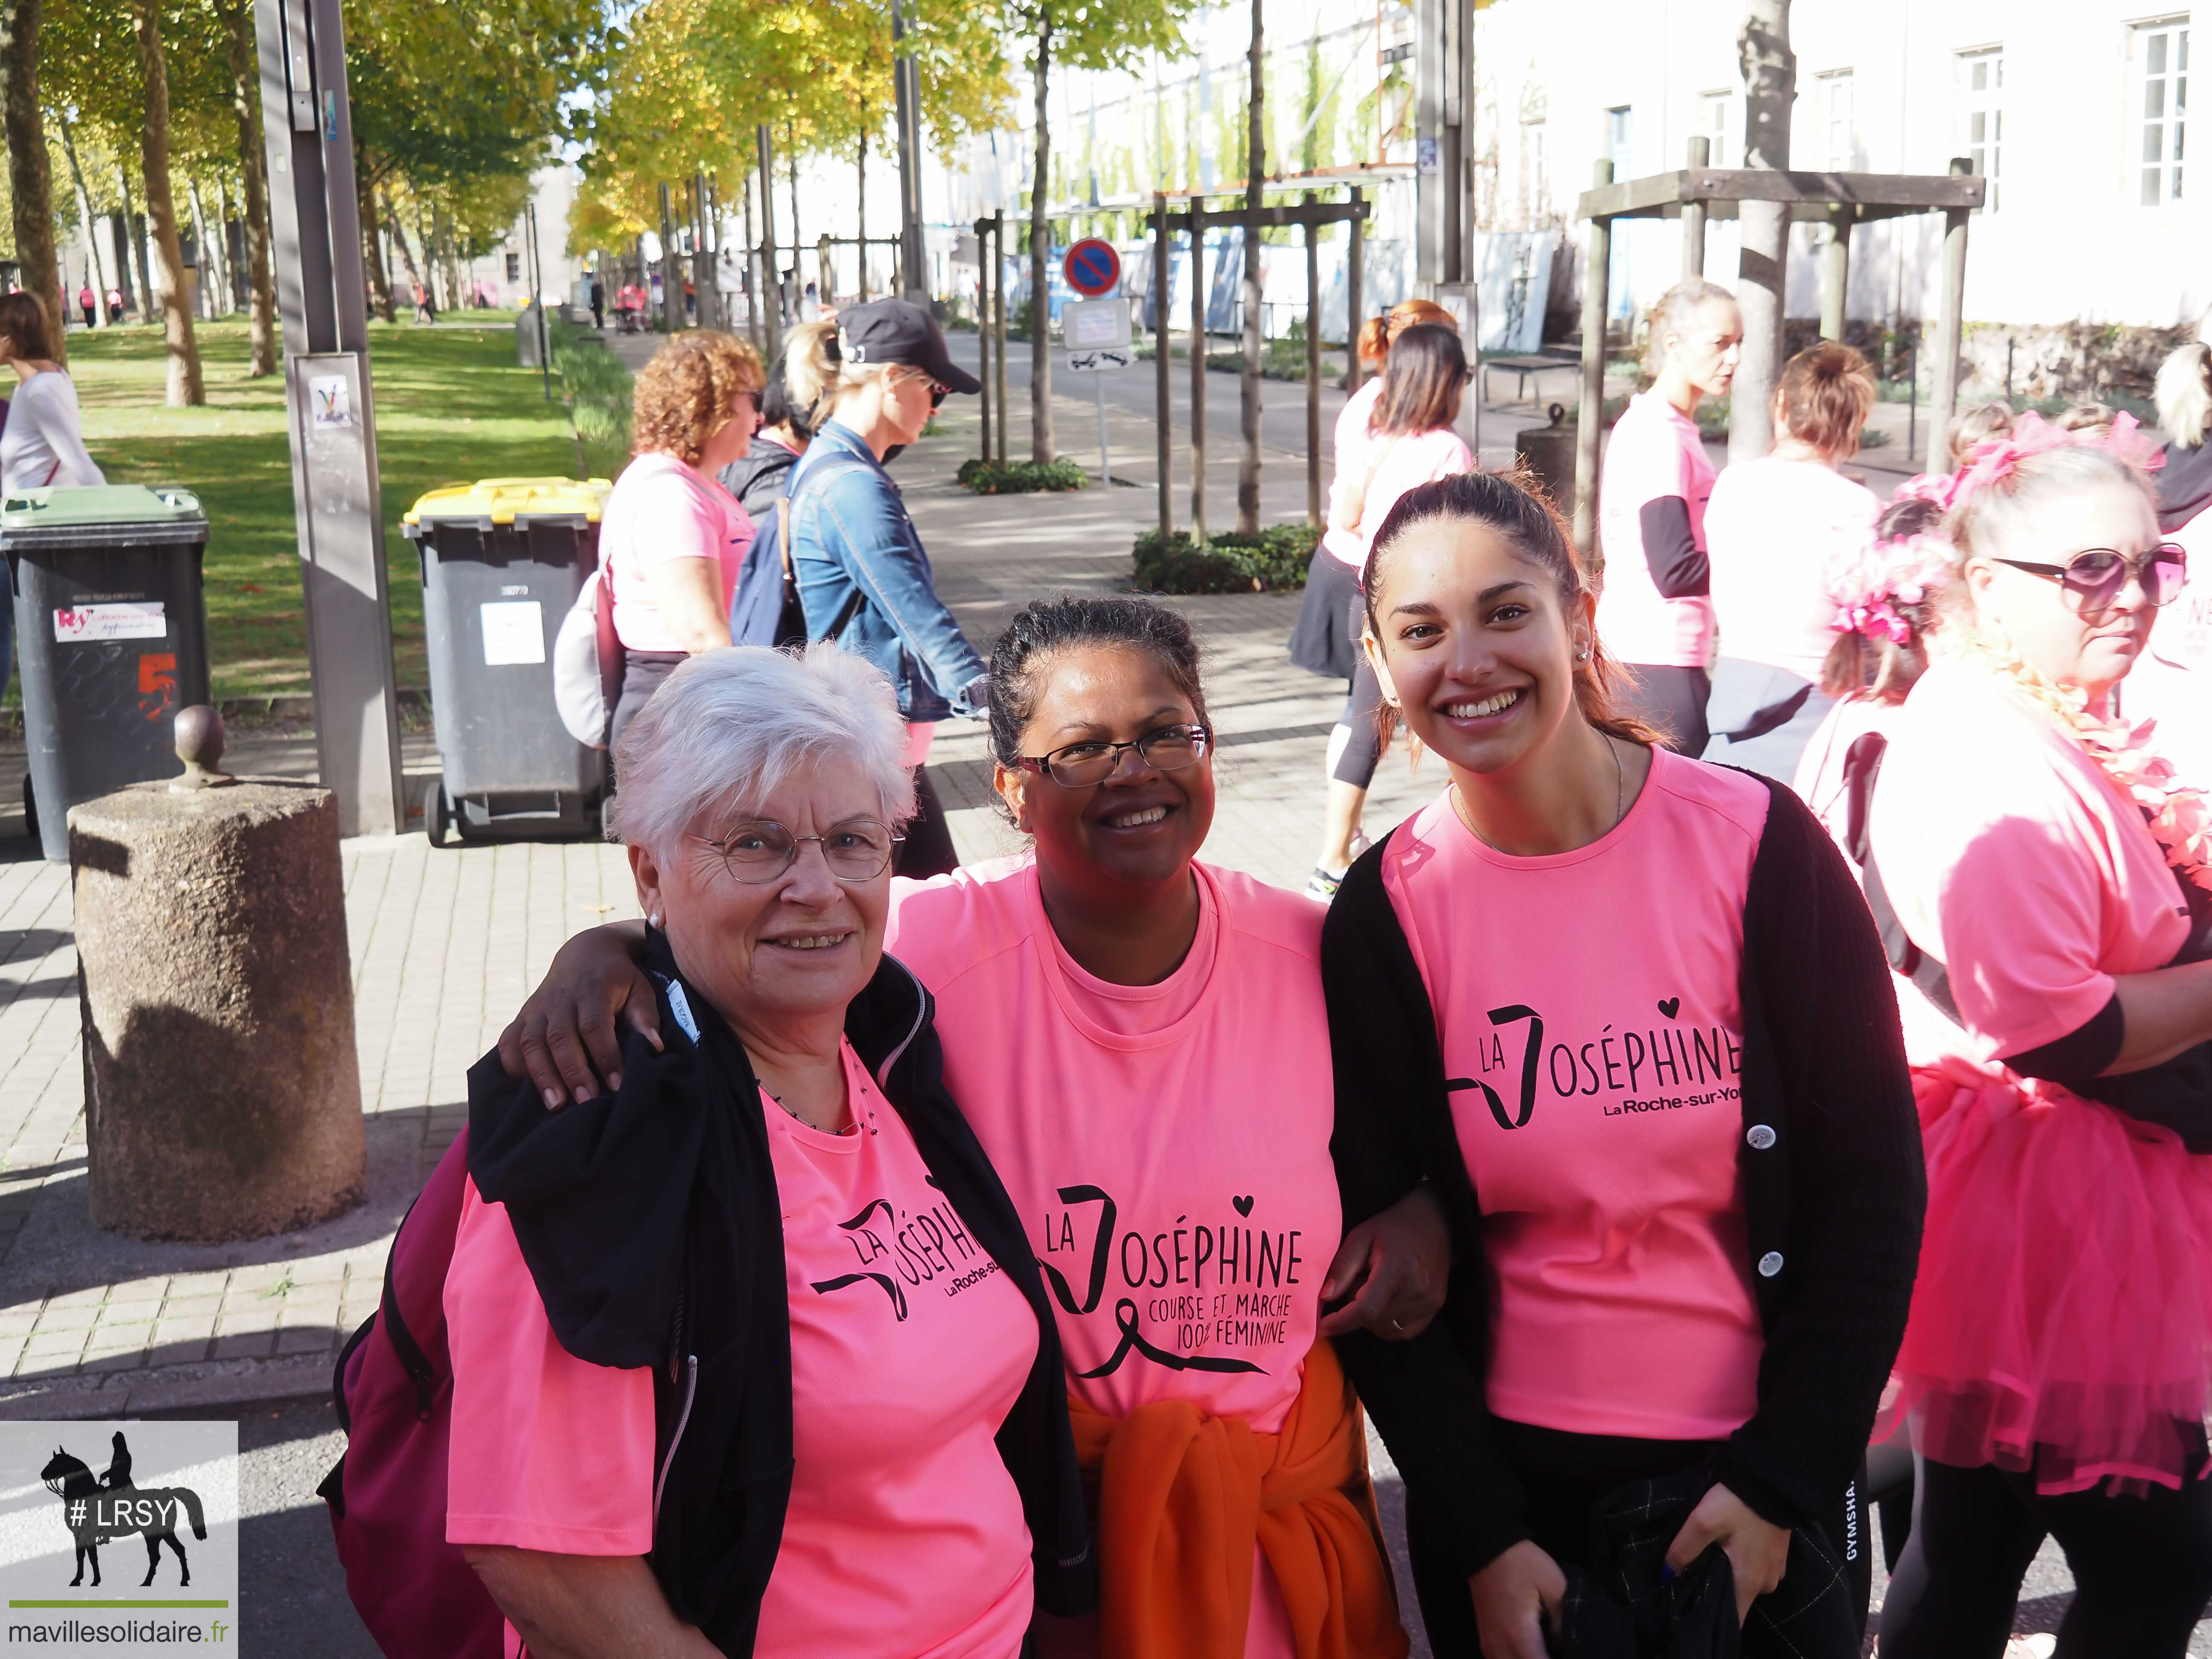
[1131,523,1320,594]
[956,457,1089,493]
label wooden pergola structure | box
[1571,141,1986,551]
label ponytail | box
[781,319,841,423]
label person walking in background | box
[598,330,763,752]
[1596,279,1740,754]
[1291,303,1470,899]
[2154,341,2212,534]
[780,298,990,879]
[588,274,605,332]
[76,284,94,329]
[455,647,1091,1656]
[1325,469,1922,1658]
[1703,341,1880,781]
[1865,417,2212,1658]
[104,288,122,323]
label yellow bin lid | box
[403,476,612,530]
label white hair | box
[2155,342,2212,450]
[608,645,917,856]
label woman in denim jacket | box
[782,299,989,876]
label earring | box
[647,912,662,929]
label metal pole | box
[756,125,780,362]
[1574,161,1612,556]
[1821,206,1851,343]
[1927,156,1972,475]
[1097,370,1111,486]
[1237,0,1264,536]
[891,0,925,299]
[975,218,992,465]
[253,0,404,837]
[527,201,550,402]
[1155,192,1171,534]
[1682,136,1709,280]
[1346,187,1365,396]
[1189,197,1207,543]
[1304,192,1321,526]
[993,210,1007,462]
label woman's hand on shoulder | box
[1318,1183,1451,1339]
[496,921,660,1107]
[1468,1539,1566,1659]
[1664,1481,1790,1627]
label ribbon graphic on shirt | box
[809,1269,911,1319]
[1446,1004,1544,1130]
[1076,1298,1266,1379]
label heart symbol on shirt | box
[1232,1195,1255,1217]
[1657,998,1681,1019]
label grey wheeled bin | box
[401,477,612,846]
[1,485,211,862]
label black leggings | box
[1879,1449,2212,1659]
[1332,655,1387,789]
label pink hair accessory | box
[1947,410,2167,511]
[1827,532,1952,643]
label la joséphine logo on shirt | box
[809,1194,1003,1320]
[1447,998,1742,1127]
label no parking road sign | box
[1063,238,1121,298]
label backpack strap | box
[780,454,881,645]
[1842,731,1964,1027]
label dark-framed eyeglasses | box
[734,389,764,413]
[891,365,951,408]
[690,818,903,883]
[1994,544,2188,618]
[1015,723,1214,787]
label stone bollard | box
[68,709,366,1241]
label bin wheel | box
[424,780,453,848]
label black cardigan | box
[468,936,1094,1653]
[1320,773,1925,1576]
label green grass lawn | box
[47,314,600,700]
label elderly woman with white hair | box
[447,645,1091,1656]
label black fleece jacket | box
[467,934,1093,1653]
[1320,773,1925,1576]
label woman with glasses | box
[600,331,765,750]
[1863,417,2212,1658]
[451,646,1091,1657]
[782,297,991,879]
[498,599,1441,1659]
[1596,279,1741,756]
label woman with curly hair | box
[600,330,765,749]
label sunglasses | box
[1994,544,2188,619]
[891,366,951,408]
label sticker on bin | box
[55,601,166,642]
[480,600,546,666]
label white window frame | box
[1521,119,1549,224]
[2135,16,2190,206]
[1813,69,1856,171]
[1700,90,1733,169]
[1957,47,2005,211]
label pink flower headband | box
[1829,533,1951,644]
[1933,410,2165,512]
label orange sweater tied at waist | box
[1066,1338,1408,1659]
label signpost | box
[1061,244,1127,486]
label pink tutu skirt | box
[1889,1055,2212,1493]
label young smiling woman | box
[498,599,1441,1659]
[1318,470,1925,1659]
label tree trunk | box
[856,125,868,302]
[1029,19,1054,464]
[116,166,153,321]
[223,0,275,371]
[786,120,803,313]
[186,177,214,318]
[358,163,393,321]
[56,113,108,328]
[1,0,65,363]
[437,205,463,316]
[413,200,440,311]
[1730,0,1794,462]
[133,0,203,404]
[386,197,428,315]
[1237,0,1264,533]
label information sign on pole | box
[1063,239,1122,298]
[1060,297,1130,486]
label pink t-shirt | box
[1358,428,1478,566]
[1321,380,1386,568]
[1705,458,1877,681]
[445,1040,1039,1659]
[1379,749,1769,1441]
[1597,392,1718,667]
[886,858,1341,1659]
[601,451,754,654]
[1870,658,2194,1069]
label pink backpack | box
[316,1130,505,1656]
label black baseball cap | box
[835,298,980,395]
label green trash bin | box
[1,485,211,863]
